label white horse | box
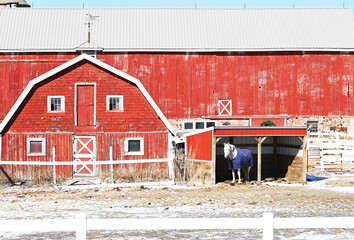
[223,142,253,184]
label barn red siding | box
[186,130,213,161]
[0,58,170,179]
[251,118,286,127]
[4,61,167,133]
[214,128,307,137]
[1,52,353,121]
[1,133,73,179]
[1,132,168,179]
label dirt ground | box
[0,173,353,239]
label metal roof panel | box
[1,8,354,52]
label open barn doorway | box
[215,136,304,183]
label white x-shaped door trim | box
[218,100,232,116]
[73,136,96,176]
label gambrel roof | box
[0,8,354,52]
[0,54,177,135]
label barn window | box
[81,50,97,58]
[124,138,144,155]
[106,95,123,112]
[184,122,194,130]
[27,138,46,156]
[218,100,232,116]
[206,121,216,128]
[307,121,318,133]
[183,121,216,130]
[47,96,65,112]
[195,122,205,129]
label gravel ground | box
[0,173,353,239]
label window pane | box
[30,141,42,153]
[307,121,318,132]
[50,97,62,111]
[128,140,141,152]
[184,122,193,129]
[109,97,121,111]
[196,122,205,129]
[206,122,215,128]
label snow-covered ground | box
[0,173,353,239]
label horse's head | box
[223,142,232,159]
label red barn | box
[0,54,176,180]
[0,8,354,182]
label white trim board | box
[0,54,176,136]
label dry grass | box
[0,166,55,186]
[96,162,170,183]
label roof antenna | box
[195,0,197,8]
[293,1,295,8]
[244,1,246,9]
[85,14,99,44]
[82,1,84,8]
[343,0,345,8]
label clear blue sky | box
[30,0,354,12]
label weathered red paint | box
[0,52,353,122]
[186,129,213,161]
[251,117,286,127]
[77,85,95,126]
[213,127,307,137]
[1,60,169,178]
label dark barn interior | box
[215,136,303,183]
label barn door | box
[76,84,95,126]
[73,136,96,176]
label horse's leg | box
[231,169,236,183]
[237,169,241,183]
[245,166,251,182]
[240,167,251,182]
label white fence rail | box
[0,147,174,184]
[0,213,353,240]
[307,132,354,172]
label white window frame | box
[183,121,217,130]
[218,99,232,116]
[106,95,124,112]
[47,96,65,113]
[124,137,144,156]
[27,138,46,156]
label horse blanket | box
[228,148,254,169]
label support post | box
[298,136,308,183]
[168,133,175,184]
[254,137,267,182]
[76,213,87,240]
[263,212,274,240]
[110,146,114,184]
[52,147,56,185]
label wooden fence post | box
[52,147,56,185]
[263,212,274,240]
[110,146,114,184]
[76,213,87,240]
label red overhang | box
[213,127,307,137]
